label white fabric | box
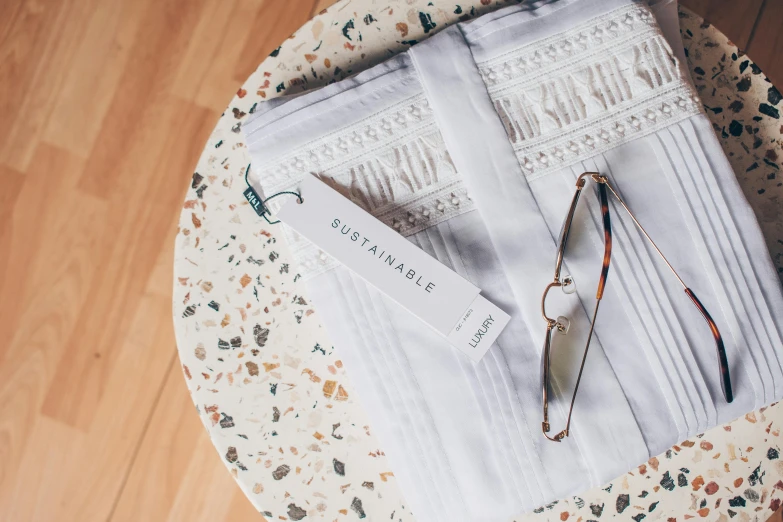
[243,1,783,520]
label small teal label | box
[243,186,265,216]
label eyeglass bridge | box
[541,278,575,334]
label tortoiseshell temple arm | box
[596,183,612,300]
[558,182,612,439]
[541,178,614,442]
[602,178,733,404]
[685,288,734,403]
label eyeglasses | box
[540,172,733,442]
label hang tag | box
[275,174,510,362]
[243,186,266,217]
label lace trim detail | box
[480,4,658,91]
[479,3,703,180]
[252,94,474,280]
[506,86,701,179]
[254,3,701,277]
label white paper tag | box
[446,294,511,362]
[275,174,510,362]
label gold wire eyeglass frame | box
[540,172,733,442]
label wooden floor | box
[0,0,779,520]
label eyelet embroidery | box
[479,3,703,180]
[252,3,701,278]
[251,95,475,280]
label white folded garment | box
[243,1,783,520]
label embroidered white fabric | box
[243,1,783,521]
[250,95,472,278]
[480,3,702,180]
[246,1,700,279]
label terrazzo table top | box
[172,2,783,520]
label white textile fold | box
[243,1,783,520]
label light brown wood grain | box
[311,0,341,16]
[111,360,264,521]
[233,0,320,82]
[225,486,269,521]
[109,361,207,521]
[171,0,245,105]
[747,0,783,88]
[40,96,214,428]
[2,417,85,521]
[680,0,764,49]
[76,0,210,199]
[164,431,262,522]
[41,0,152,159]
[193,0,270,111]
[0,145,105,518]
[0,0,780,521]
[0,0,67,172]
[0,0,321,517]
[0,165,26,337]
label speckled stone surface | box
[172,2,783,520]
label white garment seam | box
[244,72,419,147]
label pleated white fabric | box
[243,1,783,520]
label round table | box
[173,2,783,520]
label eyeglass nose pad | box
[556,316,570,335]
[560,275,576,295]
